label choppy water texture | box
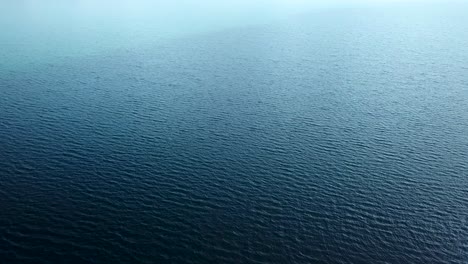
[1,3,468,263]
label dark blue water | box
[1,3,468,263]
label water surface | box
[1,2,468,263]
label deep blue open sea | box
[1,1,468,263]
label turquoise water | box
[0,1,316,70]
[1,1,468,263]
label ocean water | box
[1,2,468,263]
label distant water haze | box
[0,0,461,69]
